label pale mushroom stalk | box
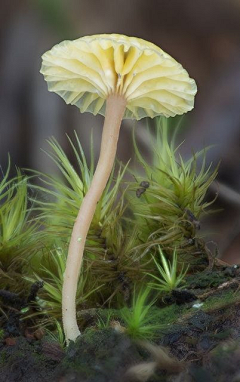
[62,94,126,342]
[40,33,197,344]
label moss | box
[186,270,228,289]
[202,289,240,312]
[58,328,143,381]
[96,304,187,333]
[152,304,186,326]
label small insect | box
[136,181,150,198]
[140,181,150,189]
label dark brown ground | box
[1,266,240,382]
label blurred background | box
[1,0,240,262]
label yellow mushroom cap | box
[40,34,197,120]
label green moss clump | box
[0,163,41,293]
[59,328,143,380]
[0,118,219,329]
[186,270,227,289]
[202,289,240,312]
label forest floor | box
[1,265,240,382]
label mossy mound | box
[56,328,144,381]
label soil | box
[1,266,240,382]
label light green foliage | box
[26,248,102,322]
[121,288,162,340]
[31,133,146,306]
[0,118,219,329]
[33,132,127,249]
[147,246,188,293]
[0,161,39,290]
[128,117,218,263]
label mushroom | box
[40,33,197,342]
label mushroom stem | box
[62,94,127,343]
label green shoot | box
[121,288,162,340]
[147,246,188,293]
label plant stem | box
[62,94,126,343]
